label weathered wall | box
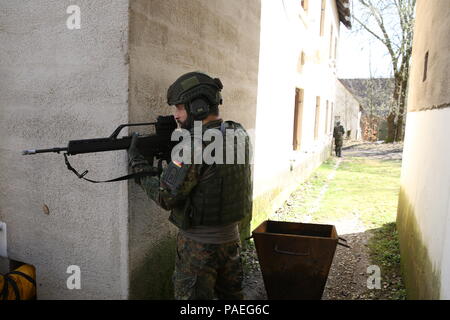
[251,0,341,228]
[397,0,450,299]
[128,0,261,299]
[335,79,361,140]
[0,0,130,299]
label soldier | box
[127,71,252,300]
[333,121,345,157]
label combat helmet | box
[167,71,223,120]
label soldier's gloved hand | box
[128,132,148,169]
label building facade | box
[397,0,450,299]
[335,79,362,140]
[252,0,351,229]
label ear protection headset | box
[186,79,223,120]
[189,98,211,120]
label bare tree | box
[353,0,416,142]
[341,77,394,141]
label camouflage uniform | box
[333,123,345,157]
[173,232,243,300]
[132,119,249,300]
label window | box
[293,88,305,150]
[314,96,321,140]
[423,51,429,82]
[330,102,334,133]
[301,0,309,12]
[320,0,326,36]
[329,25,334,59]
[334,37,338,60]
[297,51,306,72]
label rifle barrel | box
[22,147,68,155]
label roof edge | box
[336,0,352,29]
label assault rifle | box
[22,115,178,183]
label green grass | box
[271,158,338,221]
[276,157,402,229]
[369,223,401,270]
[311,157,402,228]
[368,222,406,299]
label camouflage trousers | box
[173,232,244,300]
[335,139,343,157]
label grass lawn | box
[313,157,402,228]
[277,157,402,229]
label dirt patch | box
[323,231,373,299]
[242,242,267,300]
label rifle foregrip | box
[66,135,172,158]
[67,137,131,155]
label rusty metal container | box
[252,220,344,300]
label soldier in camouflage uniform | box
[333,121,345,157]
[128,72,252,300]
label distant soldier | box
[333,121,345,157]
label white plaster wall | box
[253,0,341,197]
[399,0,450,299]
[442,191,450,299]
[0,0,129,299]
[400,109,450,299]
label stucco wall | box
[128,0,261,299]
[335,79,361,140]
[397,0,450,299]
[406,1,450,112]
[0,1,130,299]
[252,0,340,226]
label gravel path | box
[343,141,403,160]
[243,142,403,300]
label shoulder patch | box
[172,160,183,167]
[161,161,190,193]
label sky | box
[336,1,398,79]
[337,26,393,79]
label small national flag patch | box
[172,160,183,167]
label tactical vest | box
[333,126,344,140]
[168,120,252,230]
